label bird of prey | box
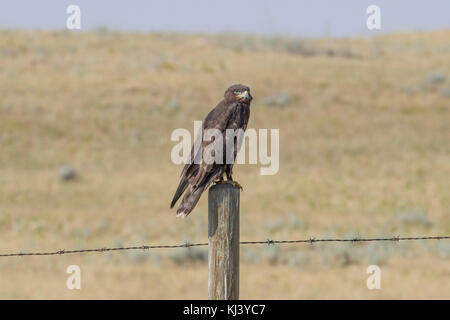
[170,84,253,217]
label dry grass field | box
[0,29,449,299]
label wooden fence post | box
[208,183,240,300]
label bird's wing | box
[189,101,237,186]
[170,100,236,208]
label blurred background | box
[0,0,449,299]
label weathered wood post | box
[208,183,240,300]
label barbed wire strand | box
[0,235,449,258]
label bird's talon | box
[231,181,243,191]
[214,180,243,191]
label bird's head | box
[224,84,252,104]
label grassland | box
[0,29,449,299]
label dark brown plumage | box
[171,84,253,217]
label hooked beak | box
[237,90,252,101]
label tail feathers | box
[174,171,218,217]
[170,179,188,208]
[176,185,205,218]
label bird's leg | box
[214,170,243,191]
[214,174,225,185]
[223,167,243,191]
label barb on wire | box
[0,235,449,258]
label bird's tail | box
[170,179,188,208]
[176,185,206,218]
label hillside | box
[0,30,449,299]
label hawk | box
[170,84,253,217]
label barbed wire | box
[0,235,449,258]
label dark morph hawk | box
[170,84,253,217]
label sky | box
[1,0,449,38]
